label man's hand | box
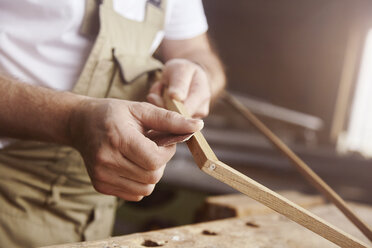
[69,98,203,201]
[148,34,226,118]
[147,58,211,118]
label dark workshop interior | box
[112,0,372,239]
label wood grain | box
[42,203,372,248]
[163,92,370,248]
[223,91,372,243]
[204,160,368,248]
[163,91,218,167]
[198,191,325,221]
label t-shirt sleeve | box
[164,0,208,40]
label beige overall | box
[0,0,166,247]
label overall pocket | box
[106,52,163,101]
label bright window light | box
[340,29,372,158]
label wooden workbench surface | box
[44,202,372,248]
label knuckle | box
[140,102,152,109]
[124,133,135,151]
[179,62,191,71]
[164,146,177,159]
[142,184,155,196]
[165,110,179,121]
[128,102,140,113]
[103,117,114,132]
[94,150,109,164]
[179,66,193,78]
[146,170,162,184]
[107,130,121,148]
[167,60,192,74]
[148,152,168,171]
[128,102,146,117]
[142,150,163,170]
[92,167,107,182]
[195,64,204,72]
[146,158,162,171]
[166,58,183,67]
[93,182,109,195]
[130,102,155,120]
[138,102,155,113]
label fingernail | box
[187,118,204,130]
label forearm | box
[0,75,85,145]
[0,75,204,201]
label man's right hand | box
[68,98,203,201]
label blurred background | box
[114,0,372,235]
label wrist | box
[64,93,91,147]
[189,60,213,95]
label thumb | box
[130,103,204,134]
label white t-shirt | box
[0,0,208,148]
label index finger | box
[165,64,196,101]
[123,129,176,171]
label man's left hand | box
[147,58,211,118]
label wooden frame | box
[164,92,370,248]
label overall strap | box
[74,0,167,97]
[80,0,167,38]
[80,0,102,37]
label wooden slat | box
[223,91,372,243]
[198,191,325,221]
[163,92,218,167]
[205,160,368,248]
[164,92,370,248]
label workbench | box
[43,192,372,248]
